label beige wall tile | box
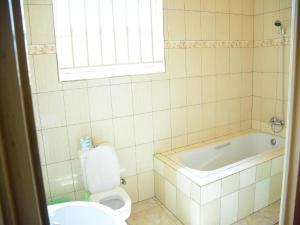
[176,190,191,225]
[240,167,256,188]
[186,48,202,76]
[67,123,91,158]
[201,199,220,225]
[113,116,135,148]
[91,119,114,145]
[153,110,171,140]
[201,12,216,40]
[177,173,191,197]
[202,48,216,75]
[167,10,185,40]
[222,173,239,196]
[187,77,202,105]
[243,0,254,15]
[168,49,186,78]
[216,0,229,13]
[117,147,137,177]
[185,0,201,10]
[201,180,221,204]
[88,86,112,121]
[170,79,187,108]
[136,143,154,173]
[230,0,242,14]
[254,178,271,211]
[34,54,62,92]
[191,182,201,204]
[138,171,154,201]
[201,0,216,12]
[167,0,185,9]
[38,92,66,129]
[171,108,187,137]
[165,180,177,214]
[216,14,230,40]
[270,173,283,203]
[43,127,69,164]
[185,11,201,40]
[187,105,202,133]
[111,84,133,117]
[121,175,139,203]
[154,172,165,203]
[29,5,55,44]
[64,89,90,125]
[152,80,170,111]
[230,15,242,40]
[132,82,152,114]
[271,156,284,175]
[221,192,238,225]
[264,0,280,12]
[134,113,153,145]
[47,161,74,196]
[238,185,255,219]
[254,0,264,14]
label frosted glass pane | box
[56,37,74,68]
[86,0,102,66]
[151,0,164,61]
[113,0,129,64]
[53,0,73,67]
[99,0,116,65]
[126,0,141,63]
[54,0,165,81]
[69,0,88,66]
[139,0,153,62]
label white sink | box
[48,201,127,225]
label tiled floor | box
[127,198,280,225]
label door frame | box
[1,0,300,224]
[0,0,49,224]
[279,0,300,224]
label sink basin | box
[48,201,127,225]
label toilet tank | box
[79,144,120,194]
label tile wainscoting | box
[153,152,284,225]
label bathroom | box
[0,0,296,224]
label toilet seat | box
[89,187,131,221]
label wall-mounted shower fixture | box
[270,20,286,133]
[274,20,286,35]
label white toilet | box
[79,144,131,221]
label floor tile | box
[127,198,280,225]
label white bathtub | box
[169,132,284,177]
[154,131,285,224]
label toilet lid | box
[84,145,120,193]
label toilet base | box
[89,187,131,221]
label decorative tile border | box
[28,44,56,55]
[27,39,290,55]
[164,40,254,49]
[254,38,290,47]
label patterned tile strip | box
[27,39,290,55]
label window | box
[53,0,165,81]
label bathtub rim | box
[155,129,285,187]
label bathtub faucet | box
[270,116,285,133]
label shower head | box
[274,20,286,35]
[274,20,282,27]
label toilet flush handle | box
[120,177,126,185]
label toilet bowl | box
[79,144,132,221]
[89,187,131,221]
[48,201,127,225]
